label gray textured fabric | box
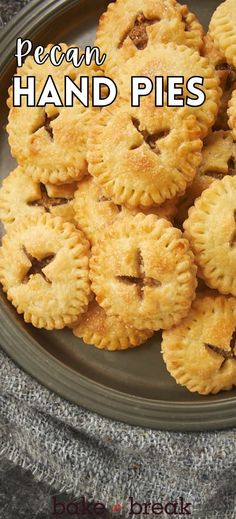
[1,348,236,519]
[0,2,236,518]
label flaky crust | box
[73,299,153,350]
[7,43,100,184]
[162,294,236,395]
[203,33,236,131]
[0,214,91,329]
[198,130,236,180]
[74,177,178,246]
[74,176,121,245]
[96,0,204,76]
[176,130,236,224]
[0,167,77,229]
[90,213,197,331]
[88,102,202,207]
[184,176,236,296]
[117,43,221,138]
[209,0,236,69]
[228,89,236,139]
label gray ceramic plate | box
[1,0,234,431]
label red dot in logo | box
[112,503,122,512]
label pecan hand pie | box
[0,214,91,329]
[176,130,236,224]
[7,44,100,184]
[209,0,236,69]
[90,213,197,331]
[88,102,202,208]
[184,176,236,296]
[162,294,236,395]
[73,299,153,351]
[0,167,77,228]
[118,43,221,138]
[96,0,203,76]
[203,34,236,131]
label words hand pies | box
[0,214,91,329]
[90,213,197,331]
[88,102,202,208]
[162,294,236,395]
[73,299,153,351]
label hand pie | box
[96,0,204,76]
[162,293,236,395]
[0,167,77,229]
[0,214,91,329]
[88,102,202,208]
[90,213,197,331]
[209,0,236,69]
[73,299,153,350]
[176,130,236,224]
[184,176,236,296]
[202,34,236,131]
[7,44,100,184]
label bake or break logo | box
[13,39,206,108]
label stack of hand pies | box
[1,0,236,396]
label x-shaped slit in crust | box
[28,184,72,212]
[33,111,59,140]
[116,249,161,300]
[22,247,55,284]
[118,13,160,50]
[130,117,170,154]
[205,330,236,369]
[229,210,236,247]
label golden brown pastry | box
[88,102,202,208]
[184,176,236,296]
[162,293,236,395]
[90,213,197,331]
[0,167,77,228]
[0,214,91,329]
[7,44,100,184]
[209,0,236,69]
[96,0,204,75]
[73,299,153,350]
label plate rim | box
[1,0,236,432]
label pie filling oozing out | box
[118,13,160,50]
[205,329,236,368]
[116,248,161,300]
[22,247,55,284]
[130,117,170,153]
[28,184,72,211]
